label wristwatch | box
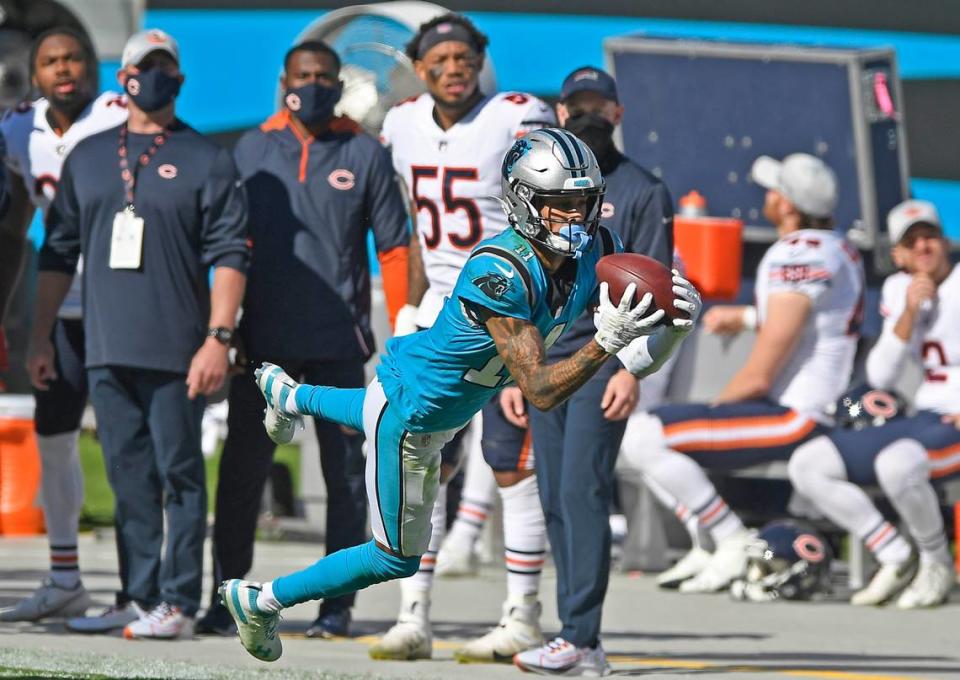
[207,326,234,345]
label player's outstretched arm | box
[487,314,609,412]
[486,283,663,411]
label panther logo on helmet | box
[499,128,606,259]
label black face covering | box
[284,82,342,125]
[563,112,617,163]
[125,69,181,112]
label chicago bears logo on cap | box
[328,169,355,191]
[158,164,177,179]
[285,93,301,112]
[127,78,141,96]
[147,30,169,44]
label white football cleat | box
[851,553,918,606]
[123,601,192,639]
[679,530,751,594]
[254,363,302,445]
[369,592,431,660]
[896,560,953,609]
[0,579,93,622]
[435,540,479,578]
[657,546,712,589]
[220,579,282,662]
[454,597,542,663]
[513,637,611,676]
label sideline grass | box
[77,432,301,527]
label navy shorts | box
[481,396,532,472]
[34,318,87,436]
[826,410,960,486]
[655,399,823,470]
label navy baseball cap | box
[560,66,619,103]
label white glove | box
[593,281,665,355]
[668,271,702,335]
[393,304,420,337]
[616,272,702,377]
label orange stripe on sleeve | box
[378,245,409,328]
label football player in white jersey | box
[621,153,865,593]
[374,13,556,661]
[0,27,127,622]
[789,199,958,608]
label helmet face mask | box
[501,129,606,259]
[731,520,833,603]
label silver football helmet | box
[500,128,605,258]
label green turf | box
[78,432,301,527]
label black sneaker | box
[305,608,351,639]
[194,602,237,636]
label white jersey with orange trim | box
[381,91,555,327]
[1,92,128,318]
[755,229,865,421]
[876,265,960,413]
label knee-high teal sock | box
[272,539,420,607]
[293,386,365,430]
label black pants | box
[88,366,206,616]
[34,318,86,436]
[210,358,367,613]
[529,368,626,649]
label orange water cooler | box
[0,394,45,535]
[674,191,743,301]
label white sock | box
[38,431,84,588]
[401,484,447,594]
[500,475,546,599]
[640,446,743,544]
[789,438,912,567]
[444,439,496,551]
[864,520,913,565]
[257,581,283,613]
[620,413,743,544]
[875,439,952,566]
[642,472,701,548]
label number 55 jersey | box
[381,91,555,327]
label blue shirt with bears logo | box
[377,225,621,432]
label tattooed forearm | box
[486,315,610,411]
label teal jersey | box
[377,226,621,432]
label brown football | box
[595,253,681,321]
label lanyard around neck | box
[118,124,169,209]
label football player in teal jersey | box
[219,128,702,664]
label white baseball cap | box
[121,29,179,68]
[887,199,941,244]
[750,153,838,218]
